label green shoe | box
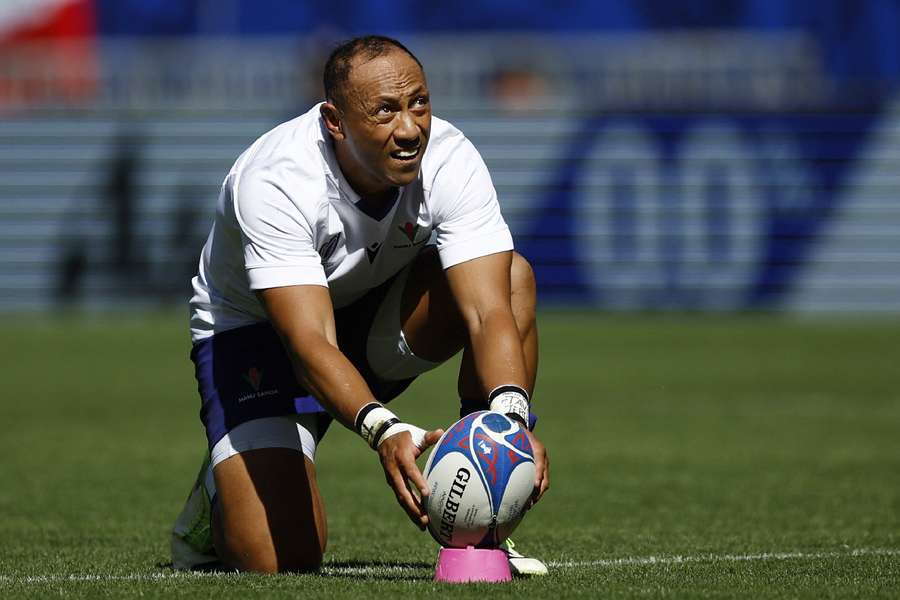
[170,453,218,570]
[500,538,548,576]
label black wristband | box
[488,384,530,427]
[371,417,401,448]
[354,402,382,434]
[488,385,530,402]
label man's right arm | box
[234,172,440,529]
[256,283,440,529]
[257,283,366,429]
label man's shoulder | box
[422,116,476,177]
[231,104,332,209]
[427,115,468,155]
[239,104,327,173]
[421,116,485,190]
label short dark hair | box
[323,35,423,109]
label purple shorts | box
[191,278,416,450]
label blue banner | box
[511,109,897,310]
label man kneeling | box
[171,35,550,575]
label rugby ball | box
[423,411,535,548]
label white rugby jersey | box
[189,104,513,342]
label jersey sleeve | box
[232,170,328,290]
[430,137,514,269]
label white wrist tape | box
[377,422,428,449]
[354,403,400,449]
[488,385,530,425]
[354,403,426,450]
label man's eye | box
[377,105,393,115]
[415,96,429,106]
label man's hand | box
[377,428,444,530]
[524,429,550,507]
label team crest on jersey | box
[237,366,279,403]
[242,367,263,391]
[393,221,429,249]
[399,222,418,242]
[318,233,341,262]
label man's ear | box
[320,102,345,141]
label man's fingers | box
[393,433,432,499]
[535,449,550,502]
[388,468,427,529]
[402,455,431,500]
[530,443,549,505]
[421,428,444,450]
[379,431,445,530]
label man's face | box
[333,49,431,196]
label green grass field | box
[1,312,898,598]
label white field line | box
[547,547,900,569]
[0,547,898,585]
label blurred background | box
[2,3,900,593]
[2,0,899,315]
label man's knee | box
[212,449,327,574]
[215,518,324,573]
[242,540,323,574]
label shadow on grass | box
[155,560,434,581]
[155,561,229,573]
[319,559,433,581]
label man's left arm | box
[444,250,550,504]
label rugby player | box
[171,35,549,575]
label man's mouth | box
[390,146,420,161]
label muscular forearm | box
[280,331,376,430]
[257,284,377,431]
[445,251,529,399]
[464,307,529,396]
[257,285,439,528]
